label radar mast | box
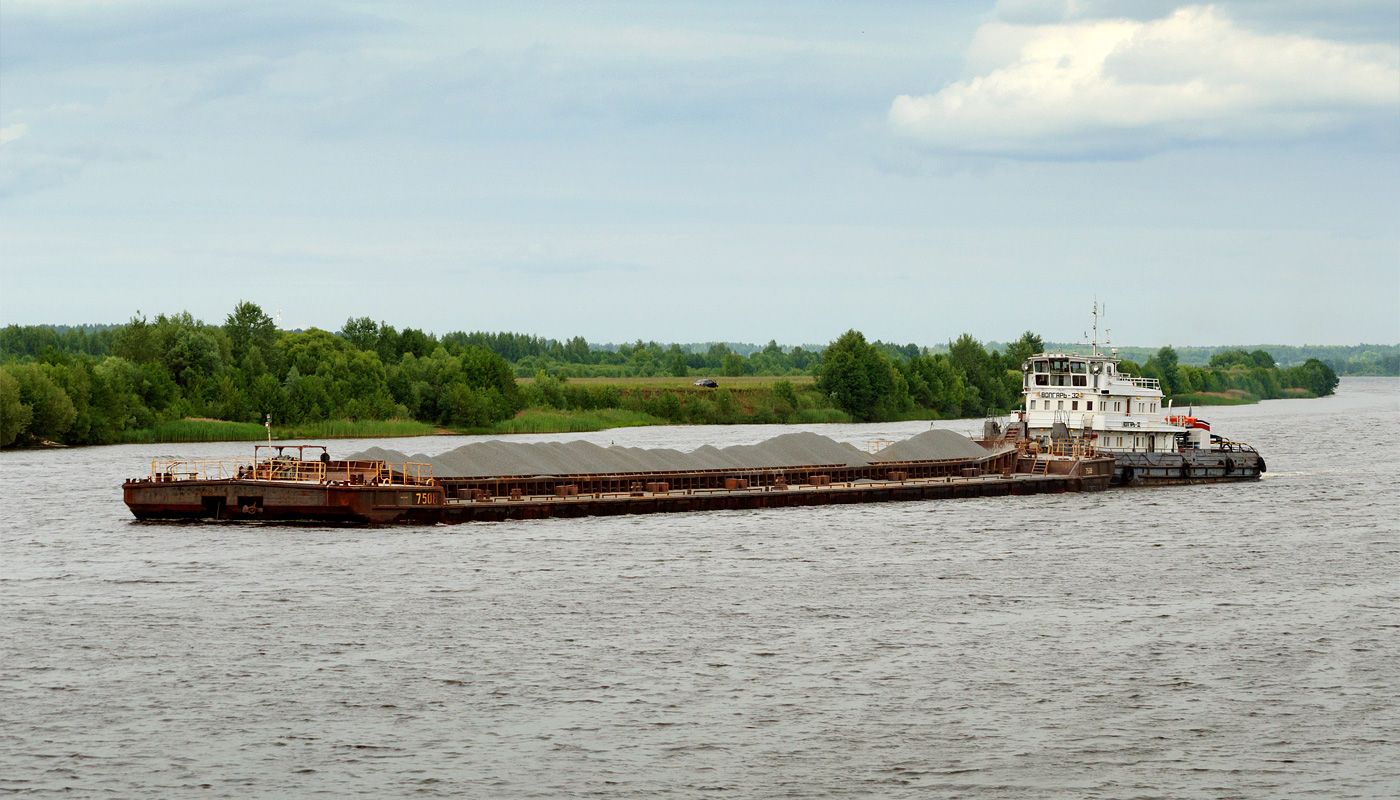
[1075,300,1111,357]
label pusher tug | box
[997,307,1265,486]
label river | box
[1,378,1396,798]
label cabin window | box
[1070,401,1077,410]
[1114,401,1122,412]
[1116,436,1123,447]
[1150,403,1156,412]
[1086,401,1093,411]
[1057,400,1064,410]
[1030,400,1037,409]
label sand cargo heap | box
[350,430,990,478]
[122,430,1114,524]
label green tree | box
[6,364,76,443]
[1146,345,1182,396]
[340,317,379,351]
[0,368,33,446]
[1004,331,1045,366]
[817,330,895,421]
[112,313,159,364]
[224,302,276,362]
[666,345,689,377]
[720,353,745,377]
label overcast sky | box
[2,0,1397,347]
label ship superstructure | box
[1011,306,1265,485]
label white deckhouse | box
[1017,308,1210,455]
[1020,350,1191,453]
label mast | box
[1075,300,1111,358]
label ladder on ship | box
[1031,457,1049,475]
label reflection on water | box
[1,379,1397,798]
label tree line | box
[0,304,1342,447]
[1118,346,1339,401]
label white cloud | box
[890,5,1399,158]
[0,124,29,145]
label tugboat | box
[1005,308,1265,486]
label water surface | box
[2,378,1397,797]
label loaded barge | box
[123,440,1115,525]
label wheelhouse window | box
[1035,374,1049,386]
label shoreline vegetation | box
[2,303,1346,449]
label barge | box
[123,440,1115,525]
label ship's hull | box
[1110,450,1265,487]
[123,479,445,524]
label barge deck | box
[123,443,1115,525]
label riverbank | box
[8,385,1327,448]
[1174,388,1317,406]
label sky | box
[1,0,1397,347]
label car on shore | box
[693,378,719,388]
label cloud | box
[0,124,28,144]
[890,5,1399,159]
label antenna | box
[1072,299,1115,360]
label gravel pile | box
[348,430,986,478]
[870,429,1002,462]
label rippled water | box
[2,378,1397,798]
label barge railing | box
[145,458,435,486]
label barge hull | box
[125,466,1113,525]
[1111,450,1265,487]
[437,471,1110,523]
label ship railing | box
[146,458,435,485]
[149,457,261,482]
[1016,439,1098,459]
[1208,439,1257,454]
[1120,376,1160,390]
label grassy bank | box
[113,418,438,444]
[481,409,666,434]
